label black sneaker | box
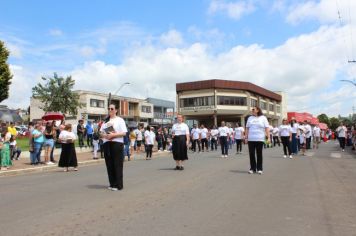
[180,166,184,170]
[175,166,180,170]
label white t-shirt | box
[172,123,189,136]
[218,126,229,137]
[299,133,305,144]
[59,130,77,143]
[229,128,234,137]
[304,124,312,138]
[272,127,279,136]
[100,116,128,143]
[246,115,269,142]
[144,130,151,144]
[200,128,208,139]
[313,127,321,137]
[234,127,245,140]
[148,131,155,145]
[135,129,142,141]
[291,123,299,134]
[211,129,219,139]
[191,128,201,140]
[279,125,292,137]
[336,126,347,138]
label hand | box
[186,141,190,146]
[106,132,117,140]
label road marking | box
[330,153,341,158]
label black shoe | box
[180,166,184,170]
[175,166,180,170]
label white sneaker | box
[248,170,254,174]
[221,155,225,158]
[111,188,118,191]
[283,155,287,158]
[224,155,228,158]
[289,155,293,159]
[257,170,263,175]
[342,149,345,152]
[108,187,113,190]
[46,162,54,165]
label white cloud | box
[208,0,256,20]
[79,46,95,57]
[159,30,184,47]
[286,0,356,25]
[6,43,22,58]
[49,29,63,36]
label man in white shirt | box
[218,121,230,158]
[272,126,280,147]
[313,124,321,149]
[304,120,312,150]
[200,124,209,152]
[234,123,245,154]
[336,122,347,152]
[191,124,201,153]
[210,126,218,151]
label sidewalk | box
[0,147,171,177]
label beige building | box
[176,79,286,127]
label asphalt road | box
[0,141,355,236]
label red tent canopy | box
[318,123,328,130]
[42,112,65,121]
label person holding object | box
[100,104,127,191]
[245,106,270,174]
[171,114,190,170]
[58,124,78,172]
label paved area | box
[0,141,355,236]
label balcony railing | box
[154,112,174,119]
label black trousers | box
[339,137,346,149]
[211,138,217,150]
[87,134,93,147]
[104,142,124,189]
[248,141,264,171]
[192,139,201,152]
[281,136,292,156]
[78,133,85,148]
[273,136,280,146]
[220,136,228,155]
[235,139,243,152]
[306,137,312,149]
[162,140,167,151]
[201,138,208,151]
[146,144,153,157]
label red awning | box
[318,123,328,130]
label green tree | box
[32,73,82,116]
[0,41,13,102]
[329,117,340,130]
[317,113,330,127]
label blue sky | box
[1,0,355,117]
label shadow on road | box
[86,184,108,189]
[229,170,249,174]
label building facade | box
[176,79,286,127]
[30,91,174,127]
[146,97,175,126]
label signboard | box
[180,106,215,112]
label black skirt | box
[58,143,78,167]
[172,135,188,161]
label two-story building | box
[176,79,286,127]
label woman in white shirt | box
[144,126,155,160]
[234,123,244,154]
[58,124,78,172]
[279,119,292,158]
[336,122,347,152]
[100,104,128,191]
[218,121,230,158]
[171,114,190,170]
[246,107,270,174]
[290,118,299,155]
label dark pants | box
[192,139,201,152]
[87,134,93,147]
[104,142,124,189]
[291,133,298,154]
[201,138,208,151]
[339,137,346,149]
[235,139,242,152]
[50,144,55,162]
[146,144,153,158]
[248,141,264,171]
[162,140,167,151]
[11,147,21,160]
[211,138,217,150]
[306,137,312,149]
[220,136,228,155]
[157,141,162,151]
[281,136,292,156]
[273,136,280,146]
[78,133,85,148]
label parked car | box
[15,126,28,136]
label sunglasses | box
[108,107,115,111]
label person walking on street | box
[43,122,56,165]
[313,124,321,149]
[77,120,85,149]
[144,126,155,160]
[304,120,312,150]
[135,126,143,153]
[246,106,270,174]
[218,121,230,158]
[234,123,244,154]
[191,124,201,153]
[86,121,94,148]
[279,119,293,159]
[336,122,347,152]
[200,124,209,152]
[171,114,190,170]
[290,118,299,155]
[210,125,218,151]
[100,104,127,191]
[32,123,44,165]
[272,126,280,147]
[0,127,13,170]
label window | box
[217,96,247,106]
[259,101,267,110]
[180,96,215,107]
[250,99,257,107]
[141,105,152,113]
[90,99,104,108]
[276,105,281,113]
[269,104,274,112]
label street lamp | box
[108,82,131,107]
[340,79,356,87]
